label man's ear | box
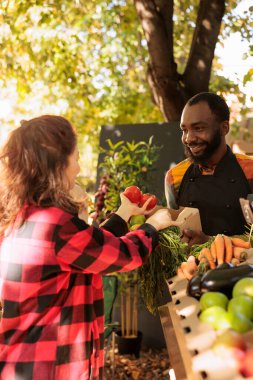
[221,120,229,136]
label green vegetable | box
[138,226,187,314]
[188,264,253,299]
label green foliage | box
[0,0,162,145]
[0,0,252,148]
[139,226,188,315]
[98,136,161,213]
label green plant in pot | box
[94,137,161,356]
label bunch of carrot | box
[198,234,251,269]
[177,235,252,280]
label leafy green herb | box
[138,226,188,315]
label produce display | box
[197,277,253,378]
[179,234,252,280]
[188,264,253,299]
[121,185,253,378]
[153,210,253,379]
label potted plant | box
[92,137,161,356]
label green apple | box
[232,277,253,298]
[129,223,141,231]
[228,295,253,320]
[199,291,228,311]
[199,306,227,329]
[129,215,146,227]
[213,311,233,331]
[228,311,253,334]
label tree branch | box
[134,0,186,120]
[183,0,226,95]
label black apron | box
[178,148,251,236]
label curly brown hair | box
[0,115,80,237]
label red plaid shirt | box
[0,206,158,380]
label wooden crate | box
[159,275,248,380]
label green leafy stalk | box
[138,226,188,315]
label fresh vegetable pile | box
[178,234,252,280]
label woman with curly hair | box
[0,115,174,380]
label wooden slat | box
[159,303,201,380]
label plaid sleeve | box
[54,214,158,275]
[101,213,129,236]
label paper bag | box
[169,207,202,237]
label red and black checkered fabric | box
[0,206,158,380]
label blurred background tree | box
[0,0,252,184]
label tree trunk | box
[134,0,226,121]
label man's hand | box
[182,228,210,248]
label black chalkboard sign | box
[97,122,184,203]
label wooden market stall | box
[159,274,252,380]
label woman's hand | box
[115,193,156,222]
[145,208,182,231]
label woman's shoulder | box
[26,205,74,225]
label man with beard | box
[165,92,253,246]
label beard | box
[184,129,222,165]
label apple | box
[228,311,253,334]
[129,223,141,231]
[228,295,253,320]
[199,291,228,311]
[129,214,146,227]
[212,329,247,356]
[123,186,142,204]
[199,306,227,329]
[232,277,253,298]
[240,348,253,378]
[139,193,158,210]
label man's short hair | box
[187,92,230,122]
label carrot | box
[199,247,216,269]
[233,246,248,261]
[231,237,251,249]
[177,267,186,279]
[210,242,217,262]
[198,256,210,274]
[180,262,193,280]
[197,249,204,261]
[214,234,225,265]
[181,261,198,280]
[223,235,233,263]
[231,257,240,266]
[187,256,198,273]
[187,255,197,265]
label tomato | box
[139,193,158,210]
[123,186,142,204]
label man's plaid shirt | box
[0,205,158,379]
